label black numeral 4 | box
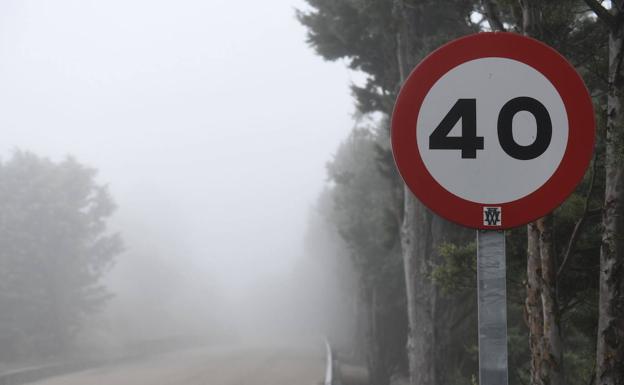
[429,99,483,159]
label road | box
[29,340,325,385]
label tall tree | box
[299,2,479,384]
[583,1,624,383]
[393,2,475,384]
[326,126,407,385]
[0,151,122,358]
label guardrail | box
[324,338,333,385]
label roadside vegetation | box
[299,1,623,385]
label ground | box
[29,340,325,385]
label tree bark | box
[401,190,436,385]
[366,286,389,385]
[582,1,624,383]
[481,0,505,32]
[394,3,437,384]
[527,216,566,385]
[596,7,624,385]
[526,222,545,385]
[537,215,564,385]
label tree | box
[0,151,122,359]
[325,126,407,385]
[300,2,477,384]
[581,1,624,384]
[301,1,612,385]
[392,3,477,383]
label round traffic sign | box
[391,32,595,230]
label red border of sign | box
[391,32,595,230]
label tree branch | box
[481,0,506,31]
[559,298,581,316]
[557,156,598,279]
[583,0,617,29]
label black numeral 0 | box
[429,96,552,161]
[497,97,552,160]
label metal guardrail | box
[324,338,333,385]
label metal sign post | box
[477,230,508,385]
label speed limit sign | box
[392,32,595,230]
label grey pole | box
[477,230,508,385]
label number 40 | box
[429,97,552,160]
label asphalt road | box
[29,340,325,385]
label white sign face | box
[416,58,568,204]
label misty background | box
[0,0,359,350]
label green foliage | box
[325,125,407,379]
[298,0,477,114]
[327,127,400,277]
[301,0,609,384]
[297,0,400,113]
[431,242,476,294]
[0,151,122,359]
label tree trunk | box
[527,217,565,385]
[596,16,624,385]
[394,3,437,384]
[526,222,545,385]
[537,215,564,385]
[366,285,389,385]
[481,0,505,32]
[401,190,436,385]
[581,3,624,383]
[394,3,477,384]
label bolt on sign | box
[391,32,595,385]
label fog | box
[4,2,611,385]
[0,0,359,354]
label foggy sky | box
[0,1,357,304]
